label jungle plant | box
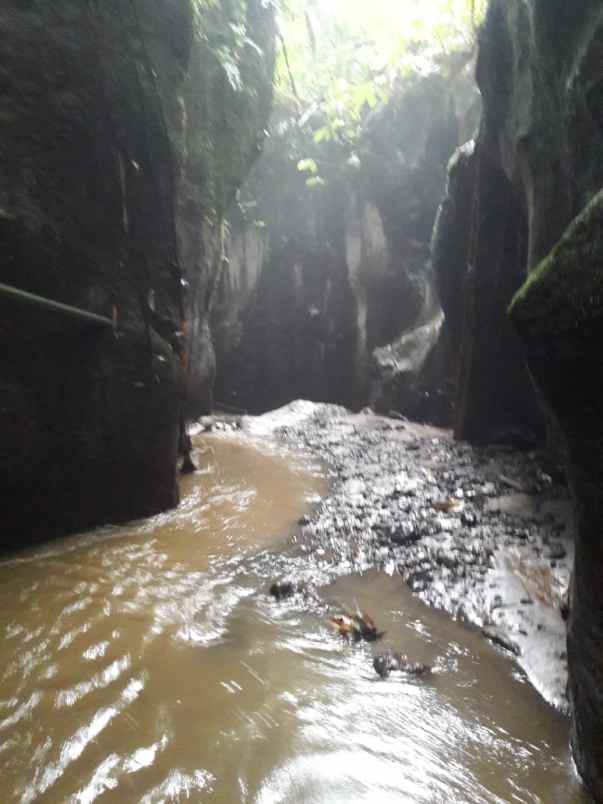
[270,0,486,185]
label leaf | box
[297,157,319,174]
[352,81,377,114]
[305,176,326,188]
[313,126,332,144]
[270,0,485,162]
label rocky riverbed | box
[203,401,573,711]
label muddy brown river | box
[0,432,590,803]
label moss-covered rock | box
[449,0,603,445]
[510,188,603,338]
[442,4,603,784]
[510,189,603,797]
[147,0,276,414]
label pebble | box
[268,403,572,705]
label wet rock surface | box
[0,0,276,547]
[511,188,603,796]
[244,401,574,711]
[373,651,432,679]
[432,9,603,788]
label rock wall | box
[433,94,543,442]
[169,0,276,415]
[214,171,363,412]
[430,141,476,397]
[436,1,603,449]
[213,71,477,417]
[438,0,603,793]
[0,0,275,546]
[510,191,603,797]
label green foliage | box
[185,0,276,222]
[270,0,485,180]
[296,158,318,174]
[509,188,603,335]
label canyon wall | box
[213,68,478,419]
[0,0,275,546]
[435,0,603,793]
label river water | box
[0,432,590,803]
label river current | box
[0,432,590,803]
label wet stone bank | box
[238,401,574,712]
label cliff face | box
[510,191,603,797]
[169,0,276,416]
[435,0,603,793]
[0,0,275,546]
[436,2,603,447]
[212,70,477,417]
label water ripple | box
[0,436,588,804]
[20,676,145,804]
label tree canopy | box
[273,0,485,154]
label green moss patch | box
[509,188,603,337]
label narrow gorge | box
[1,1,603,801]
